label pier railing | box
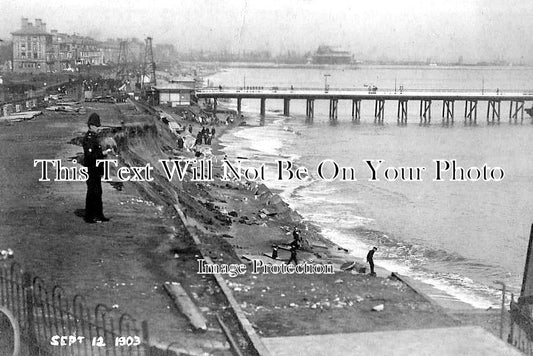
[0,262,151,356]
[199,86,533,95]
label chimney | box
[42,22,47,33]
[21,17,29,29]
[35,19,42,30]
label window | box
[34,53,38,59]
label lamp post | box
[324,74,331,93]
[494,280,507,340]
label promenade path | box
[262,326,522,356]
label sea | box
[207,65,533,308]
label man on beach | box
[292,227,301,247]
[287,245,298,265]
[367,247,377,275]
[83,113,112,223]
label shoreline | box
[213,102,502,311]
[183,60,533,71]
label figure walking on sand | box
[287,245,298,265]
[83,113,112,223]
[367,247,377,275]
[291,227,302,249]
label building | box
[155,77,196,106]
[99,39,121,64]
[11,18,52,72]
[75,36,104,66]
[49,31,104,71]
[12,18,105,73]
[11,18,175,74]
[311,45,353,65]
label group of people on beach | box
[271,226,378,275]
[270,227,303,265]
[192,125,216,146]
[180,110,219,126]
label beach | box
[0,91,515,354]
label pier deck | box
[196,87,533,123]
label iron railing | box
[0,262,151,356]
[197,86,533,95]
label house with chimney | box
[12,18,105,73]
[11,18,52,72]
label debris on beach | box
[372,304,384,312]
[0,248,14,259]
[226,281,251,293]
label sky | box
[1,0,532,63]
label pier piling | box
[351,99,361,123]
[419,99,432,125]
[329,99,338,120]
[464,100,478,125]
[442,99,455,125]
[283,98,290,116]
[306,99,315,119]
[374,99,385,124]
[397,99,408,125]
[487,100,501,124]
[509,100,524,124]
[260,98,266,117]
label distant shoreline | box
[183,61,533,70]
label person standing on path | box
[83,113,112,223]
[367,247,377,275]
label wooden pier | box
[196,87,533,124]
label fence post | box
[509,293,515,344]
[22,272,38,355]
[142,320,150,356]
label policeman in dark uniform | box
[83,113,112,223]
